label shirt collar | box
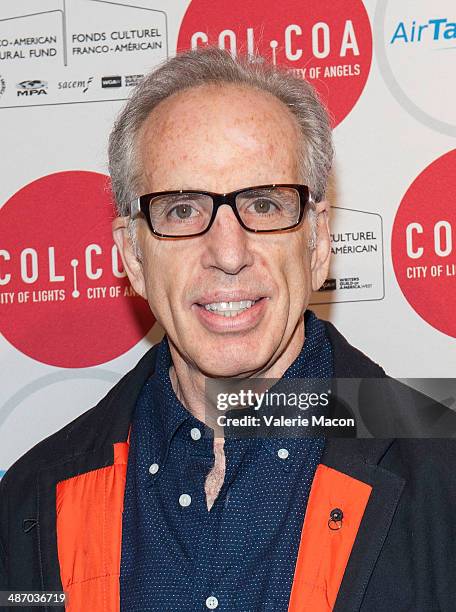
[281,310,333,379]
[147,335,212,452]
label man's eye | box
[168,203,199,219]
[248,198,279,214]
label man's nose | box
[201,204,254,275]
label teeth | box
[204,300,256,316]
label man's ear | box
[112,216,147,298]
[310,200,331,291]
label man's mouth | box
[202,299,262,317]
[193,295,268,331]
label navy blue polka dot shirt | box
[120,310,333,611]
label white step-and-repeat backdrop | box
[1,0,455,475]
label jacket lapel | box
[288,439,405,611]
[319,322,406,609]
[36,347,158,596]
[54,442,129,612]
[288,463,372,612]
[37,444,116,596]
[329,439,405,611]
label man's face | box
[115,83,330,377]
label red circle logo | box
[392,150,456,338]
[0,171,155,367]
[178,0,372,127]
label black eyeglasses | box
[130,184,313,238]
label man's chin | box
[191,339,273,379]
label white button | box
[278,448,289,460]
[205,596,219,609]
[179,493,192,507]
[148,463,159,475]
[190,427,201,440]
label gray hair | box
[108,47,333,247]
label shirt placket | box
[174,423,222,609]
[188,436,252,611]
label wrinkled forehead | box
[137,83,302,193]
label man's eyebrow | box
[241,187,274,195]
[152,191,206,203]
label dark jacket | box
[0,321,455,611]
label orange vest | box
[55,440,371,611]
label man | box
[1,47,455,611]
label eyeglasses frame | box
[129,183,314,239]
